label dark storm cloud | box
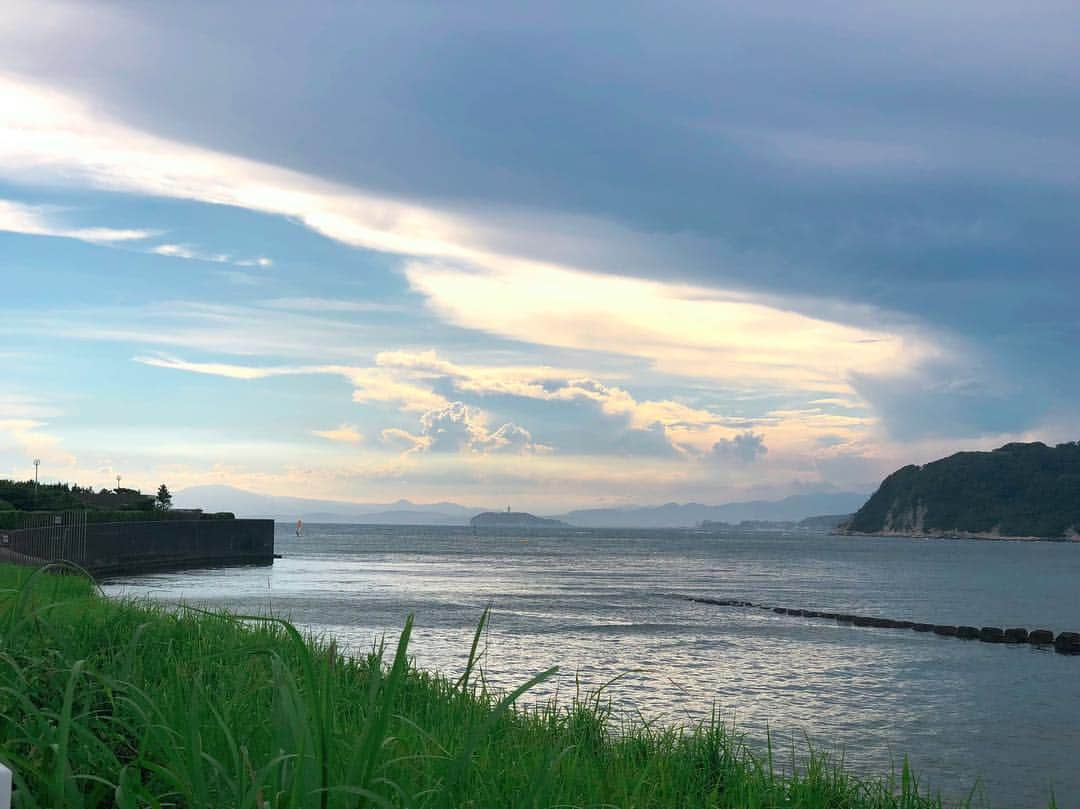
[7,1,1079,440]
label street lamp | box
[33,459,40,508]
[116,474,122,493]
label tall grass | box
[0,563,992,808]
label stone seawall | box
[0,518,274,577]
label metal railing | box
[0,510,88,566]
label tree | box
[155,484,173,511]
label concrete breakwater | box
[0,517,274,577]
[688,596,1080,655]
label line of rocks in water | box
[687,597,1080,655]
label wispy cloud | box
[259,297,403,314]
[150,242,272,268]
[0,198,156,244]
[312,424,363,444]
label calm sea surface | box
[101,524,1080,808]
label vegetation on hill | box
[847,442,1080,538]
[0,563,974,808]
[0,479,155,512]
[470,511,568,528]
[0,479,231,528]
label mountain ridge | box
[175,485,869,527]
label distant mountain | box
[845,441,1080,539]
[174,485,870,529]
[554,492,869,528]
[470,511,568,528]
[174,485,483,524]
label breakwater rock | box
[686,596,1080,655]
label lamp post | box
[33,459,40,508]
[115,474,122,493]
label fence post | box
[0,760,12,809]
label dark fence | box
[0,516,274,577]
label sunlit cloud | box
[405,261,933,393]
[312,424,363,444]
[0,72,939,400]
[0,418,74,467]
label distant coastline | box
[839,528,1080,543]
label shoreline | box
[837,529,1080,543]
[1,562,985,808]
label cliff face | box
[846,442,1080,538]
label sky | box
[0,1,1077,510]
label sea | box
[100,524,1080,808]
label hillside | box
[470,511,568,528]
[845,441,1080,539]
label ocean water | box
[101,524,1080,808]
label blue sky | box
[0,2,1076,509]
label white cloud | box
[150,242,272,267]
[405,261,933,394]
[0,417,74,466]
[260,297,402,314]
[0,198,155,244]
[150,243,198,259]
[312,424,363,444]
[416,402,542,455]
[0,72,936,397]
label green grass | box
[0,563,1006,808]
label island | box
[841,441,1080,540]
[470,511,568,528]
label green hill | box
[846,441,1080,538]
[470,511,567,528]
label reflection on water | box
[102,525,1080,808]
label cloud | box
[0,72,936,399]
[404,261,931,393]
[380,427,428,453]
[132,349,762,456]
[414,402,542,455]
[312,424,363,444]
[478,423,546,455]
[0,199,268,268]
[135,354,299,380]
[0,418,74,466]
[0,198,155,244]
[260,297,402,314]
[418,402,486,453]
[710,431,768,465]
[850,364,1039,441]
[150,242,272,267]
